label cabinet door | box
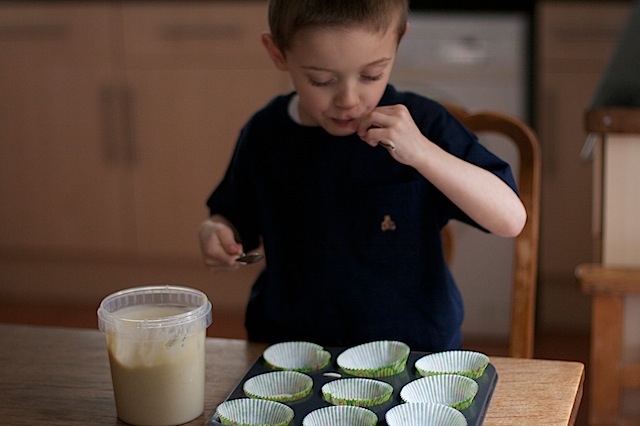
[535,1,632,330]
[121,3,290,258]
[126,68,289,258]
[0,4,134,253]
[537,70,605,280]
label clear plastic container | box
[98,285,212,426]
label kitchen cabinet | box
[0,4,125,253]
[119,3,290,258]
[0,2,289,259]
[535,1,632,331]
[0,2,287,311]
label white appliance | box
[391,12,530,339]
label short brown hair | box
[267,0,409,52]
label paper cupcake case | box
[400,374,479,410]
[414,350,490,380]
[321,378,394,407]
[302,406,378,426]
[263,341,332,373]
[336,341,411,378]
[216,398,294,426]
[386,402,468,426]
[208,345,497,426]
[243,371,314,403]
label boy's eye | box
[361,73,384,82]
[309,78,334,87]
[307,72,384,87]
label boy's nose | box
[334,84,360,109]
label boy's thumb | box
[220,227,242,254]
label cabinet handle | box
[0,23,68,41]
[541,90,557,175]
[552,26,624,44]
[580,133,600,162]
[120,85,137,166]
[100,84,136,166]
[100,85,119,164]
[159,23,243,41]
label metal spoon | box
[379,140,396,151]
[235,252,264,264]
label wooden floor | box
[0,301,590,425]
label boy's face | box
[264,24,400,136]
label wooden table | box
[0,324,584,425]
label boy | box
[198,0,526,351]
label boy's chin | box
[324,128,357,137]
[322,120,359,137]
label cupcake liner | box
[415,350,490,379]
[302,406,378,426]
[336,341,410,378]
[400,374,479,410]
[243,371,313,402]
[216,398,294,426]
[385,402,468,426]
[321,378,394,407]
[263,342,331,373]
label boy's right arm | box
[198,215,245,271]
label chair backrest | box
[443,103,542,358]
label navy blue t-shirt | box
[207,85,518,352]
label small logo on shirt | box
[381,215,396,232]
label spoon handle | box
[379,140,396,151]
[235,252,265,264]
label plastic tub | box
[98,285,212,426]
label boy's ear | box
[261,33,288,71]
[399,22,409,43]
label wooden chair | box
[443,103,542,358]
[576,263,640,425]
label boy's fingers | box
[216,227,243,255]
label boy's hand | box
[358,106,526,238]
[198,216,244,271]
[357,104,429,166]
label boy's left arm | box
[358,104,526,238]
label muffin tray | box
[208,347,497,426]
